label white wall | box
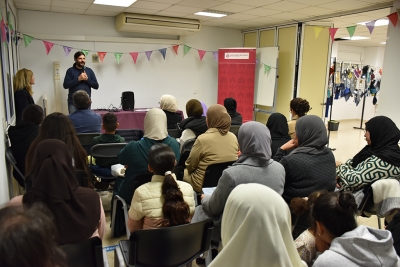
[18,10,242,116]
[363,47,385,67]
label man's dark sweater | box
[63,64,99,104]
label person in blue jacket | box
[63,51,99,114]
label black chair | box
[114,219,214,267]
[5,147,25,189]
[77,133,101,154]
[168,128,181,138]
[115,129,144,143]
[60,236,108,267]
[175,139,196,181]
[358,184,382,229]
[202,161,235,188]
[111,172,153,239]
[229,125,240,137]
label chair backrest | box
[60,236,104,267]
[129,219,213,266]
[90,143,127,167]
[132,172,153,193]
[115,129,144,142]
[5,147,25,181]
[168,128,181,138]
[202,161,236,188]
[358,185,375,213]
[229,125,240,137]
[77,133,101,154]
[178,138,196,167]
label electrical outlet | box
[193,90,197,94]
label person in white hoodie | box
[312,191,400,267]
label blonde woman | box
[14,68,35,123]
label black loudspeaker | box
[121,91,135,111]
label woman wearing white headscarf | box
[273,115,336,204]
[113,108,180,236]
[159,94,183,129]
[209,183,307,267]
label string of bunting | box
[312,11,399,41]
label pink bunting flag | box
[97,52,107,62]
[213,51,218,62]
[198,50,206,61]
[172,45,179,55]
[43,41,54,55]
[129,52,139,64]
[387,12,399,27]
[145,51,152,61]
[1,19,6,42]
[63,46,72,57]
[329,28,338,42]
[366,20,376,34]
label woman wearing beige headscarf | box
[184,104,238,192]
[209,183,307,267]
[159,94,183,129]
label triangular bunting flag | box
[387,12,398,27]
[329,28,338,42]
[159,48,167,60]
[213,52,218,62]
[6,12,13,31]
[346,25,357,39]
[81,50,89,57]
[114,53,122,64]
[129,52,139,64]
[264,64,271,75]
[314,26,324,39]
[183,45,191,56]
[256,59,260,64]
[97,52,107,62]
[1,19,6,42]
[23,34,34,47]
[63,46,72,57]
[172,45,179,55]
[366,20,376,34]
[145,51,152,61]
[198,50,206,61]
[43,41,54,55]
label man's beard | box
[76,62,85,68]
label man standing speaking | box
[63,51,99,114]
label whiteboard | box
[254,47,279,107]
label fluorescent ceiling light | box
[194,10,232,18]
[357,19,389,26]
[381,42,386,44]
[93,0,137,7]
[341,36,370,40]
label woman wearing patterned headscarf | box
[178,99,208,146]
[184,104,238,192]
[159,94,183,129]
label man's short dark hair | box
[103,112,118,132]
[73,90,90,110]
[74,51,85,60]
[22,104,44,125]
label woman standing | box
[13,68,35,123]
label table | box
[94,108,184,132]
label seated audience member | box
[273,115,336,203]
[223,97,242,125]
[8,140,105,245]
[128,144,195,232]
[178,99,208,146]
[209,184,307,267]
[8,104,43,187]
[312,192,400,267]
[288,98,311,138]
[336,116,400,192]
[117,108,180,205]
[159,94,182,129]
[13,68,35,123]
[266,112,292,157]
[25,112,89,185]
[184,104,238,192]
[68,90,101,133]
[0,205,67,267]
[290,191,326,266]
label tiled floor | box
[100,119,378,266]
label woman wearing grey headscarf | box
[273,115,336,204]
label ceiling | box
[14,0,393,47]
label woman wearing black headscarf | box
[337,116,400,192]
[224,98,242,125]
[266,113,292,157]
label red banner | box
[217,48,256,122]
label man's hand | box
[78,72,88,81]
[335,160,342,167]
[200,194,205,200]
[280,139,297,151]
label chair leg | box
[115,195,130,239]
[204,248,212,266]
[111,197,119,238]
[114,246,126,267]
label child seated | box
[291,191,325,266]
[127,144,195,232]
[91,112,125,176]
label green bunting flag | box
[264,64,271,75]
[183,45,191,55]
[346,25,357,39]
[81,50,89,57]
[114,53,122,64]
[23,34,34,47]
[7,12,13,31]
